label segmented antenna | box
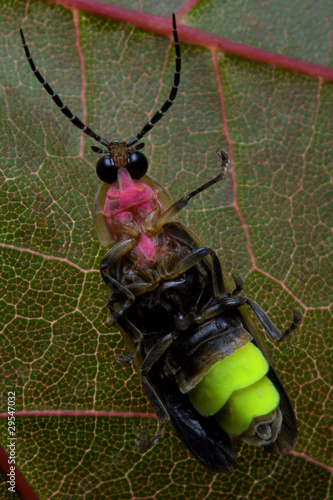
[20,28,109,147]
[127,13,181,147]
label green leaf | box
[0,1,331,499]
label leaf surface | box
[0,1,332,499]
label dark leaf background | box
[0,0,332,499]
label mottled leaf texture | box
[0,1,332,499]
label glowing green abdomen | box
[188,342,279,435]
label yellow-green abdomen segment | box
[188,342,279,436]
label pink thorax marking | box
[103,168,164,263]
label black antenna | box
[127,13,181,147]
[20,28,109,147]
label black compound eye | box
[96,155,117,184]
[127,151,148,180]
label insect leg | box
[137,333,176,450]
[244,299,303,341]
[20,29,108,147]
[165,246,226,299]
[100,239,136,283]
[104,275,135,325]
[163,221,301,340]
[163,223,237,299]
[115,316,145,365]
[197,295,302,342]
[154,149,229,230]
[100,239,137,322]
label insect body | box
[21,14,302,472]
